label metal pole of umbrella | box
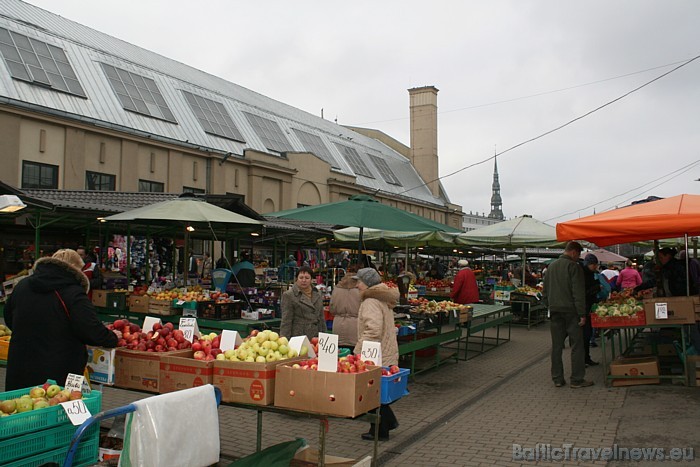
[184,224,189,286]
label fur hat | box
[352,268,381,287]
[457,259,469,267]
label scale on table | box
[396,274,411,306]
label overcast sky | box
[24,0,700,224]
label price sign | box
[360,341,382,366]
[453,309,458,319]
[61,399,92,426]
[655,302,669,319]
[178,317,200,343]
[289,336,316,358]
[142,316,162,333]
[317,332,338,372]
[220,330,242,351]
[65,373,85,394]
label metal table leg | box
[319,417,326,467]
[256,409,263,452]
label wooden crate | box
[148,299,178,316]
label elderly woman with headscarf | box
[450,259,479,304]
[4,249,119,390]
[353,267,400,441]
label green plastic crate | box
[0,421,97,464]
[3,433,99,467]
[0,387,102,440]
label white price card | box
[289,336,316,358]
[360,341,382,366]
[219,330,242,351]
[655,302,669,319]
[317,332,339,373]
[64,373,85,394]
[61,399,92,426]
[142,316,162,333]
[178,317,200,343]
[453,309,458,319]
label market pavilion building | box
[0,0,471,275]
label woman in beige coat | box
[329,274,361,349]
[352,268,400,441]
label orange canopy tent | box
[556,194,700,247]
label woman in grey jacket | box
[279,266,326,340]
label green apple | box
[268,332,279,341]
[300,345,308,357]
[16,398,33,413]
[29,387,46,399]
[278,344,289,355]
[224,349,236,359]
[0,399,16,414]
[245,356,255,362]
[265,352,277,362]
[216,353,226,361]
[255,355,266,363]
[257,347,269,357]
[278,337,288,346]
[33,400,50,409]
[46,385,61,398]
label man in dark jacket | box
[542,241,593,389]
[635,247,699,297]
[581,254,601,367]
[4,249,118,390]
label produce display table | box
[453,304,512,360]
[509,293,547,330]
[95,308,280,337]
[598,323,689,387]
[223,401,380,467]
[398,323,461,378]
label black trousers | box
[368,404,397,437]
[583,314,593,363]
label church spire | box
[488,155,504,220]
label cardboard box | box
[686,355,700,387]
[159,355,214,394]
[92,290,127,309]
[291,447,371,467]
[92,289,109,307]
[115,348,192,392]
[610,356,661,387]
[643,296,698,325]
[86,346,116,385]
[274,364,381,417]
[213,357,302,405]
[128,295,150,313]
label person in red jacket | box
[451,259,479,304]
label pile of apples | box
[192,332,222,361]
[381,365,401,377]
[292,354,373,373]
[149,286,209,302]
[220,329,300,363]
[110,320,192,352]
[0,323,12,337]
[0,383,82,416]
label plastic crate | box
[200,301,242,320]
[397,326,416,337]
[105,292,127,311]
[381,367,410,404]
[0,420,97,464]
[0,388,102,440]
[3,432,99,467]
[0,336,9,361]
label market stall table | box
[598,323,689,387]
[449,303,512,360]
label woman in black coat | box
[4,249,118,390]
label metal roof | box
[0,0,445,207]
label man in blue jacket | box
[543,241,594,389]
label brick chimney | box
[409,86,439,197]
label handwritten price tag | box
[61,399,92,426]
[179,317,200,343]
[360,341,382,366]
[64,373,85,394]
[655,303,668,319]
[317,332,338,372]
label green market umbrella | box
[269,195,460,255]
[103,193,262,282]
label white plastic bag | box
[119,384,219,467]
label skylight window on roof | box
[182,90,245,142]
[293,129,339,168]
[242,111,291,153]
[368,154,402,186]
[334,143,374,178]
[101,63,176,122]
[0,27,86,97]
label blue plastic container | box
[380,367,410,404]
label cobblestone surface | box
[2,322,699,466]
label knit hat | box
[352,267,381,287]
[583,253,599,266]
[457,259,469,267]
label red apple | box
[192,342,202,352]
[153,322,163,331]
[390,365,400,374]
[193,351,206,360]
[311,337,319,346]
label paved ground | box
[2,322,699,466]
